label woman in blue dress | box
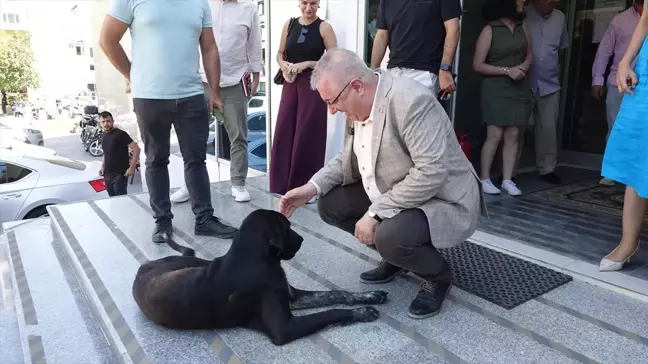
[599,3,648,272]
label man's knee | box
[316,192,339,226]
[374,209,429,260]
[144,144,170,167]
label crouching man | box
[278,48,485,318]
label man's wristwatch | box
[368,211,382,223]
[440,63,452,72]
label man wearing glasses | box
[278,48,484,319]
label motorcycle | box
[79,114,99,143]
[83,125,104,157]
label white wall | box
[266,0,366,168]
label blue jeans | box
[133,94,213,223]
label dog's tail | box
[165,236,195,257]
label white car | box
[0,148,108,223]
[0,133,56,157]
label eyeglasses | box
[327,80,352,106]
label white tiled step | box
[4,218,117,364]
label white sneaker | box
[231,185,251,203]
[501,180,522,196]
[171,185,190,203]
[481,179,501,195]
[599,177,615,186]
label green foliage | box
[0,30,40,92]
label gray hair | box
[310,47,374,90]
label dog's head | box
[239,209,304,260]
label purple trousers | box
[270,69,328,195]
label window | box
[89,47,94,57]
[258,1,264,15]
[0,161,32,184]
[248,115,266,131]
[76,46,83,56]
[15,14,20,23]
[251,143,267,159]
[2,14,6,23]
[248,98,264,108]
[90,65,95,71]
[8,13,15,23]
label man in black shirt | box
[99,111,140,197]
[370,0,462,100]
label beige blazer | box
[311,71,487,249]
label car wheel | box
[24,206,50,220]
[89,140,104,157]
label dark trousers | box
[104,172,127,197]
[269,70,328,195]
[317,182,452,283]
[133,94,213,223]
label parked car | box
[207,110,266,145]
[0,134,56,157]
[247,137,267,172]
[248,96,266,114]
[0,149,108,223]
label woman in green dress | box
[473,0,533,196]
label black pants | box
[317,182,452,283]
[133,94,213,224]
[104,172,128,197]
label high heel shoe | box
[599,246,639,272]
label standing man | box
[99,0,238,243]
[98,111,140,197]
[592,0,643,186]
[280,48,484,319]
[523,0,568,185]
[171,0,263,204]
[370,0,461,99]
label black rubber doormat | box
[440,242,573,309]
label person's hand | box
[283,71,296,83]
[355,214,379,245]
[99,166,104,176]
[279,183,317,217]
[250,78,259,96]
[507,67,526,81]
[617,61,638,95]
[289,62,309,74]
[591,85,605,101]
[124,167,135,177]
[438,70,456,96]
[211,90,223,113]
[280,61,293,74]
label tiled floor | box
[2,177,648,363]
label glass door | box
[558,0,633,169]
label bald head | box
[310,48,374,91]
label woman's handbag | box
[273,17,297,86]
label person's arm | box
[247,5,263,93]
[128,140,140,171]
[98,0,133,80]
[472,25,511,76]
[368,93,449,219]
[519,22,534,72]
[276,19,292,73]
[199,1,220,97]
[370,1,388,69]
[620,5,648,68]
[592,22,616,86]
[440,0,462,66]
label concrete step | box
[2,218,117,364]
[3,177,642,363]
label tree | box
[0,30,39,93]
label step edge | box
[48,206,132,364]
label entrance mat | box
[526,180,648,218]
[440,242,573,309]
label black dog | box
[132,209,388,345]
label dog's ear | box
[267,212,290,253]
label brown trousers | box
[317,182,452,283]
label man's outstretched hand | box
[279,183,317,217]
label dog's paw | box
[358,290,388,305]
[352,307,380,322]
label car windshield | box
[24,155,87,170]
